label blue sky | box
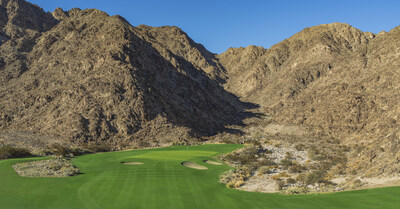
[29,0,400,54]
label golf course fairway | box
[1,144,400,209]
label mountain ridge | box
[1,0,399,177]
[0,4,253,148]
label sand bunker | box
[203,160,223,165]
[121,162,144,165]
[181,161,208,170]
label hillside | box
[0,0,250,148]
[0,0,399,178]
[218,23,400,176]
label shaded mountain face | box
[219,23,400,176]
[0,1,252,146]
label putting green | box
[1,144,400,209]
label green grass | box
[0,144,399,209]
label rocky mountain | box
[219,23,400,176]
[1,0,399,177]
[0,0,250,147]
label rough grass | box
[0,144,400,209]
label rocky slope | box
[0,0,249,148]
[1,0,399,178]
[218,23,400,176]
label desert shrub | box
[280,158,294,169]
[256,157,275,167]
[307,146,325,161]
[285,152,292,159]
[296,173,307,184]
[226,181,235,188]
[82,142,112,153]
[271,172,289,180]
[245,164,258,173]
[276,179,285,190]
[224,153,240,162]
[317,160,336,171]
[271,174,281,180]
[221,137,241,144]
[329,163,346,175]
[172,141,186,146]
[49,144,86,157]
[248,139,262,146]
[346,178,363,189]
[219,170,234,184]
[50,144,71,157]
[279,172,289,178]
[234,180,245,188]
[295,144,305,151]
[0,145,31,160]
[312,154,325,161]
[307,146,318,159]
[258,166,271,174]
[305,170,326,185]
[13,157,80,177]
[288,164,305,173]
[286,178,296,184]
[280,152,294,169]
[241,145,262,155]
[220,167,251,188]
[224,145,262,166]
[284,186,308,194]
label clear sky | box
[29,0,400,54]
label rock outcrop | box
[219,23,400,176]
[0,2,249,147]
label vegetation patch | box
[0,144,31,160]
[12,157,80,177]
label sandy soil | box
[121,162,144,165]
[263,123,305,136]
[239,175,277,193]
[204,160,223,165]
[181,161,208,170]
[332,176,400,190]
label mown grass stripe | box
[1,144,400,209]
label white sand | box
[181,161,208,170]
